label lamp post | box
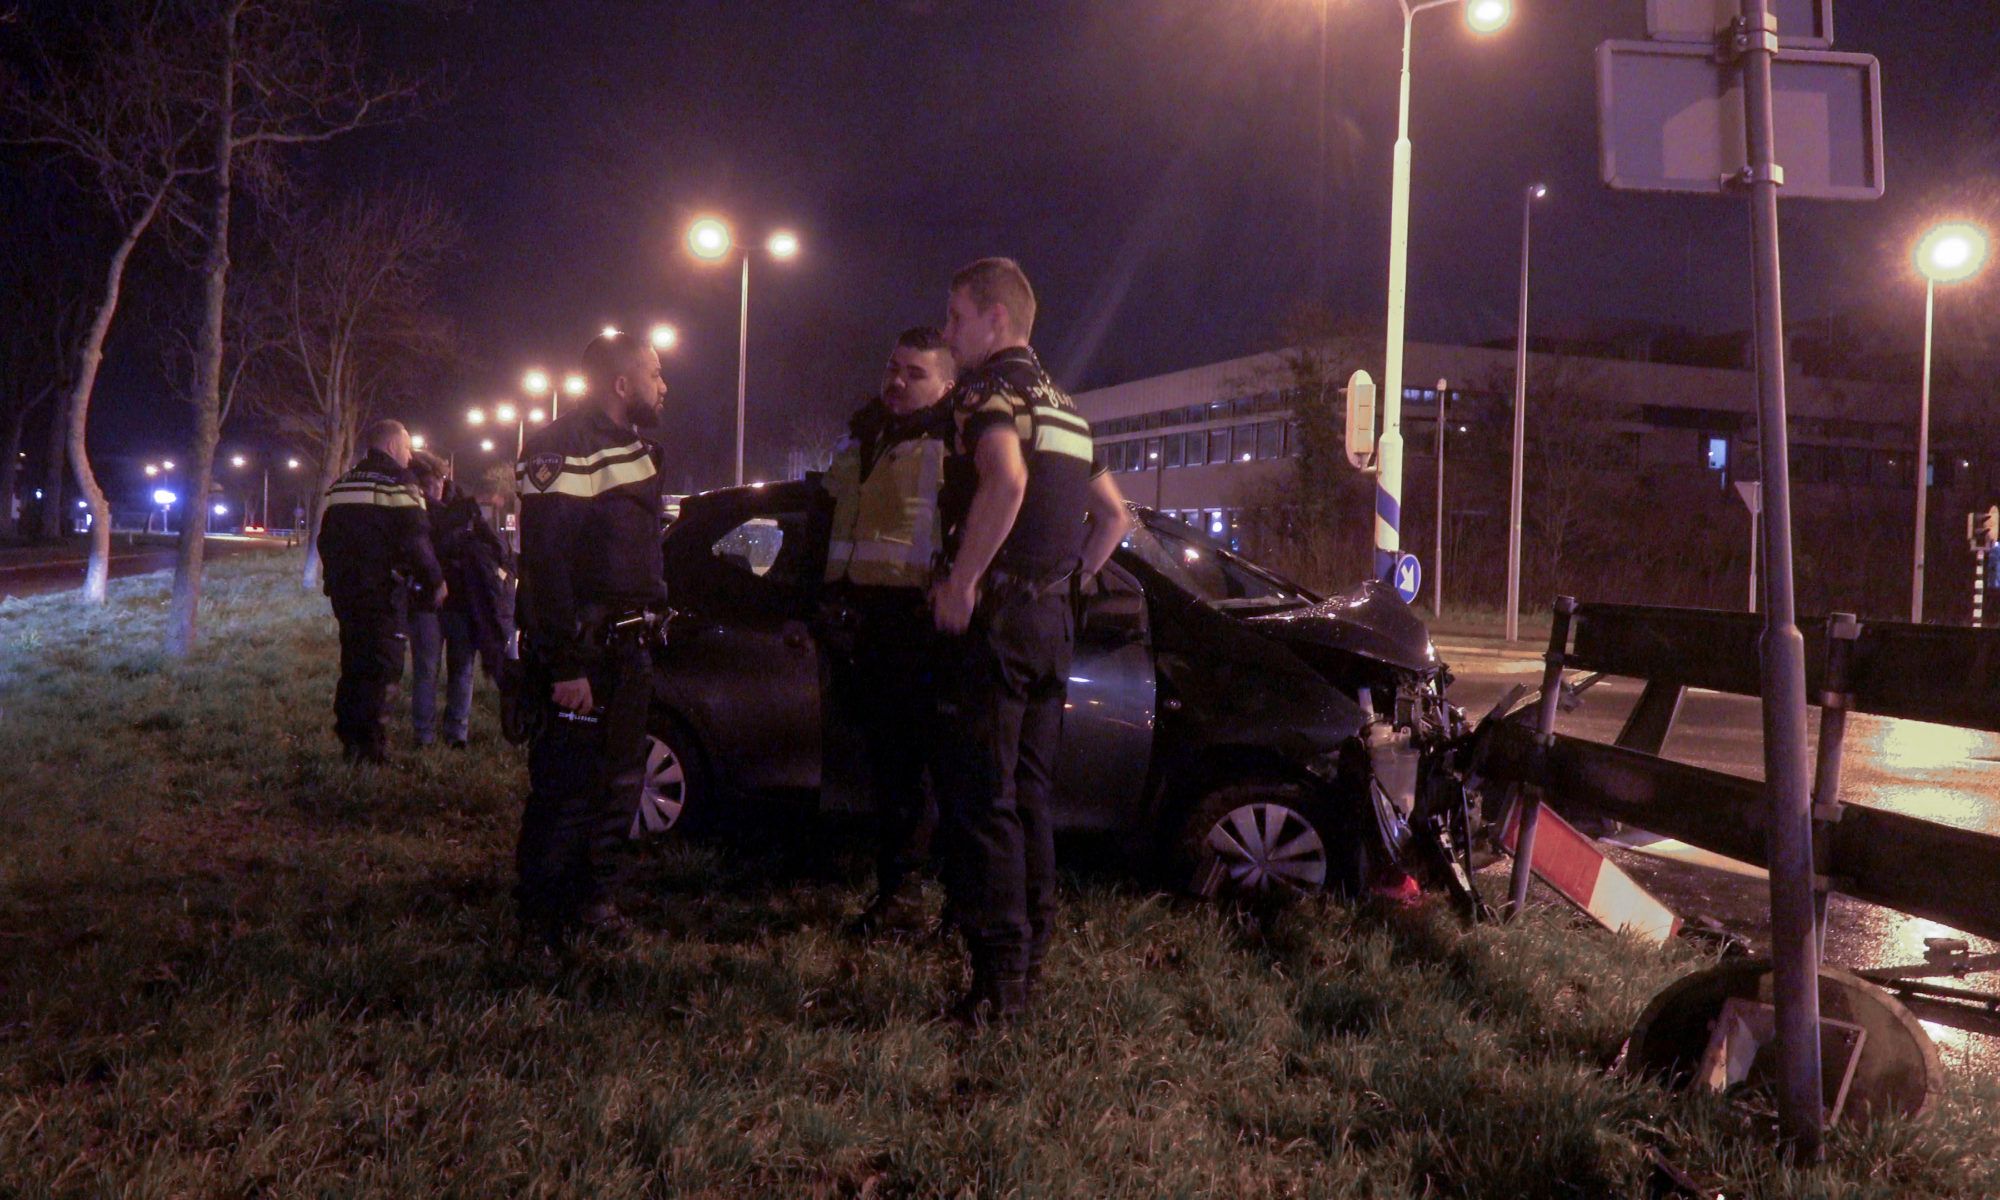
[1505,182,1547,642]
[1373,0,1511,581]
[688,217,801,487]
[1432,377,1448,618]
[1910,222,1989,624]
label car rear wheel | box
[629,715,705,839]
[1177,782,1364,903]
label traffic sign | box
[1597,40,1883,200]
[1392,553,1422,604]
[1646,0,1833,50]
[1734,480,1762,515]
[1343,369,1377,471]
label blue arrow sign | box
[1393,553,1422,604]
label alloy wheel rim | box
[631,735,688,836]
[1197,802,1328,898]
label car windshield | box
[1119,512,1314,611]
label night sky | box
[85,0,2000,493]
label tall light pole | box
[689,217,801,487]
[1505,182,1547,642]
[1910,222,1989,624]
[1431,377,1448,618]
[1374,0,1512,581]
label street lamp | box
[1371,0,1511,581]
[687,216,802,486]
[650,323,678,351]
[1505,182,1548,642]
[1909,221,1990,623]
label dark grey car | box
[631,480,1465,902]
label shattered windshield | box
[1119,512,1314,612]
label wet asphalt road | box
[1438,636,2000,1076]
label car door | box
[1053,559,1157,830]
[657,487,825,793]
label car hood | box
[1242,579,1439,674]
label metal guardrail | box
[1485,599,2000,946]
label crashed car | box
[631,479,1481,904]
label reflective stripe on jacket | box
[317,449,444,606]
[824,433,945,589]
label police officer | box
[822,326,957,935]
[932,258,1131,1023]
[513,330,669,952]
[318,419,445,764]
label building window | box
[1287,419,1304,457]
[1164,433,1185,469]
[1706,436,1729,473]
[1209,427,1231,465]
[1233,425,1257,462]
[1185,429,1207,466]
[1257,420,1284,460]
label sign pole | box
[1737,0,1824,1155]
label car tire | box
[1176,781,1366,904]
[629,714,707,840]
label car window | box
[709,512,816,591]
[1120,515,1310,611]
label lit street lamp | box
[1910,222,1989,623]
[688,216,802,486]
[650,323,678,351]
[1371,0,1511,581]
[1505,182,1547,642]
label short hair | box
[895,325,949,354]
[365,418,407,452]
[580,330,656,401]
[409,449,448,487]
[949,257,1037,338]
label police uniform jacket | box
[941,346,1098,580]
[318,448,444,610]
[515,407,667,681]
[823,398,952,590]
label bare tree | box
[164,0,420,656]
[236,188,459,590]
[2,2,206,593]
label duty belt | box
[982,564,1077,604]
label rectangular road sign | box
[1646,0,1834,50]
[1597,40,1883,199]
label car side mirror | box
[1081,592,1146,643]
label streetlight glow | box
[1530,182,1548,199]
[650,323,678,351]
[145,465,159,477]
[286,458,300,469]
[410,434,426,450]
[495,403,517,423]
[154,489,177,506]
[688,217,732,261]
[563,373,587,396]
[212,503,227,516]
[601,325,620,338]
[767,230,800,260]
[1916,222,1990,285]
[230,454,246,468]
[523,369,550,395]
[1465,0,1511,33]
[479,438,495,453]
[161,460,174,470]
[467,408,486,426]
[529,408,546,423]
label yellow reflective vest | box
[823,422,946,589]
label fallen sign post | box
[1592,0,1885,1154]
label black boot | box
[948,963,1030,1029]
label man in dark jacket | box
[513,330,668,950]
[318,419,445,764]
[407,451,511,748]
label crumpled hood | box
[1242,578,1440,674]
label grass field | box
[2,550,1996,1198]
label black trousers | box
[330,595,405,755]
[514,644,651,932]
[828,588,943,898]
[933,589,1071,978]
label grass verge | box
[1,551,1996,1198]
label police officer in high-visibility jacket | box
[822,326,956,936]
[512,330,668,952]
[931,258,1131,1025]
[318,418,445,764]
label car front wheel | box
[1177,782,1363,903]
